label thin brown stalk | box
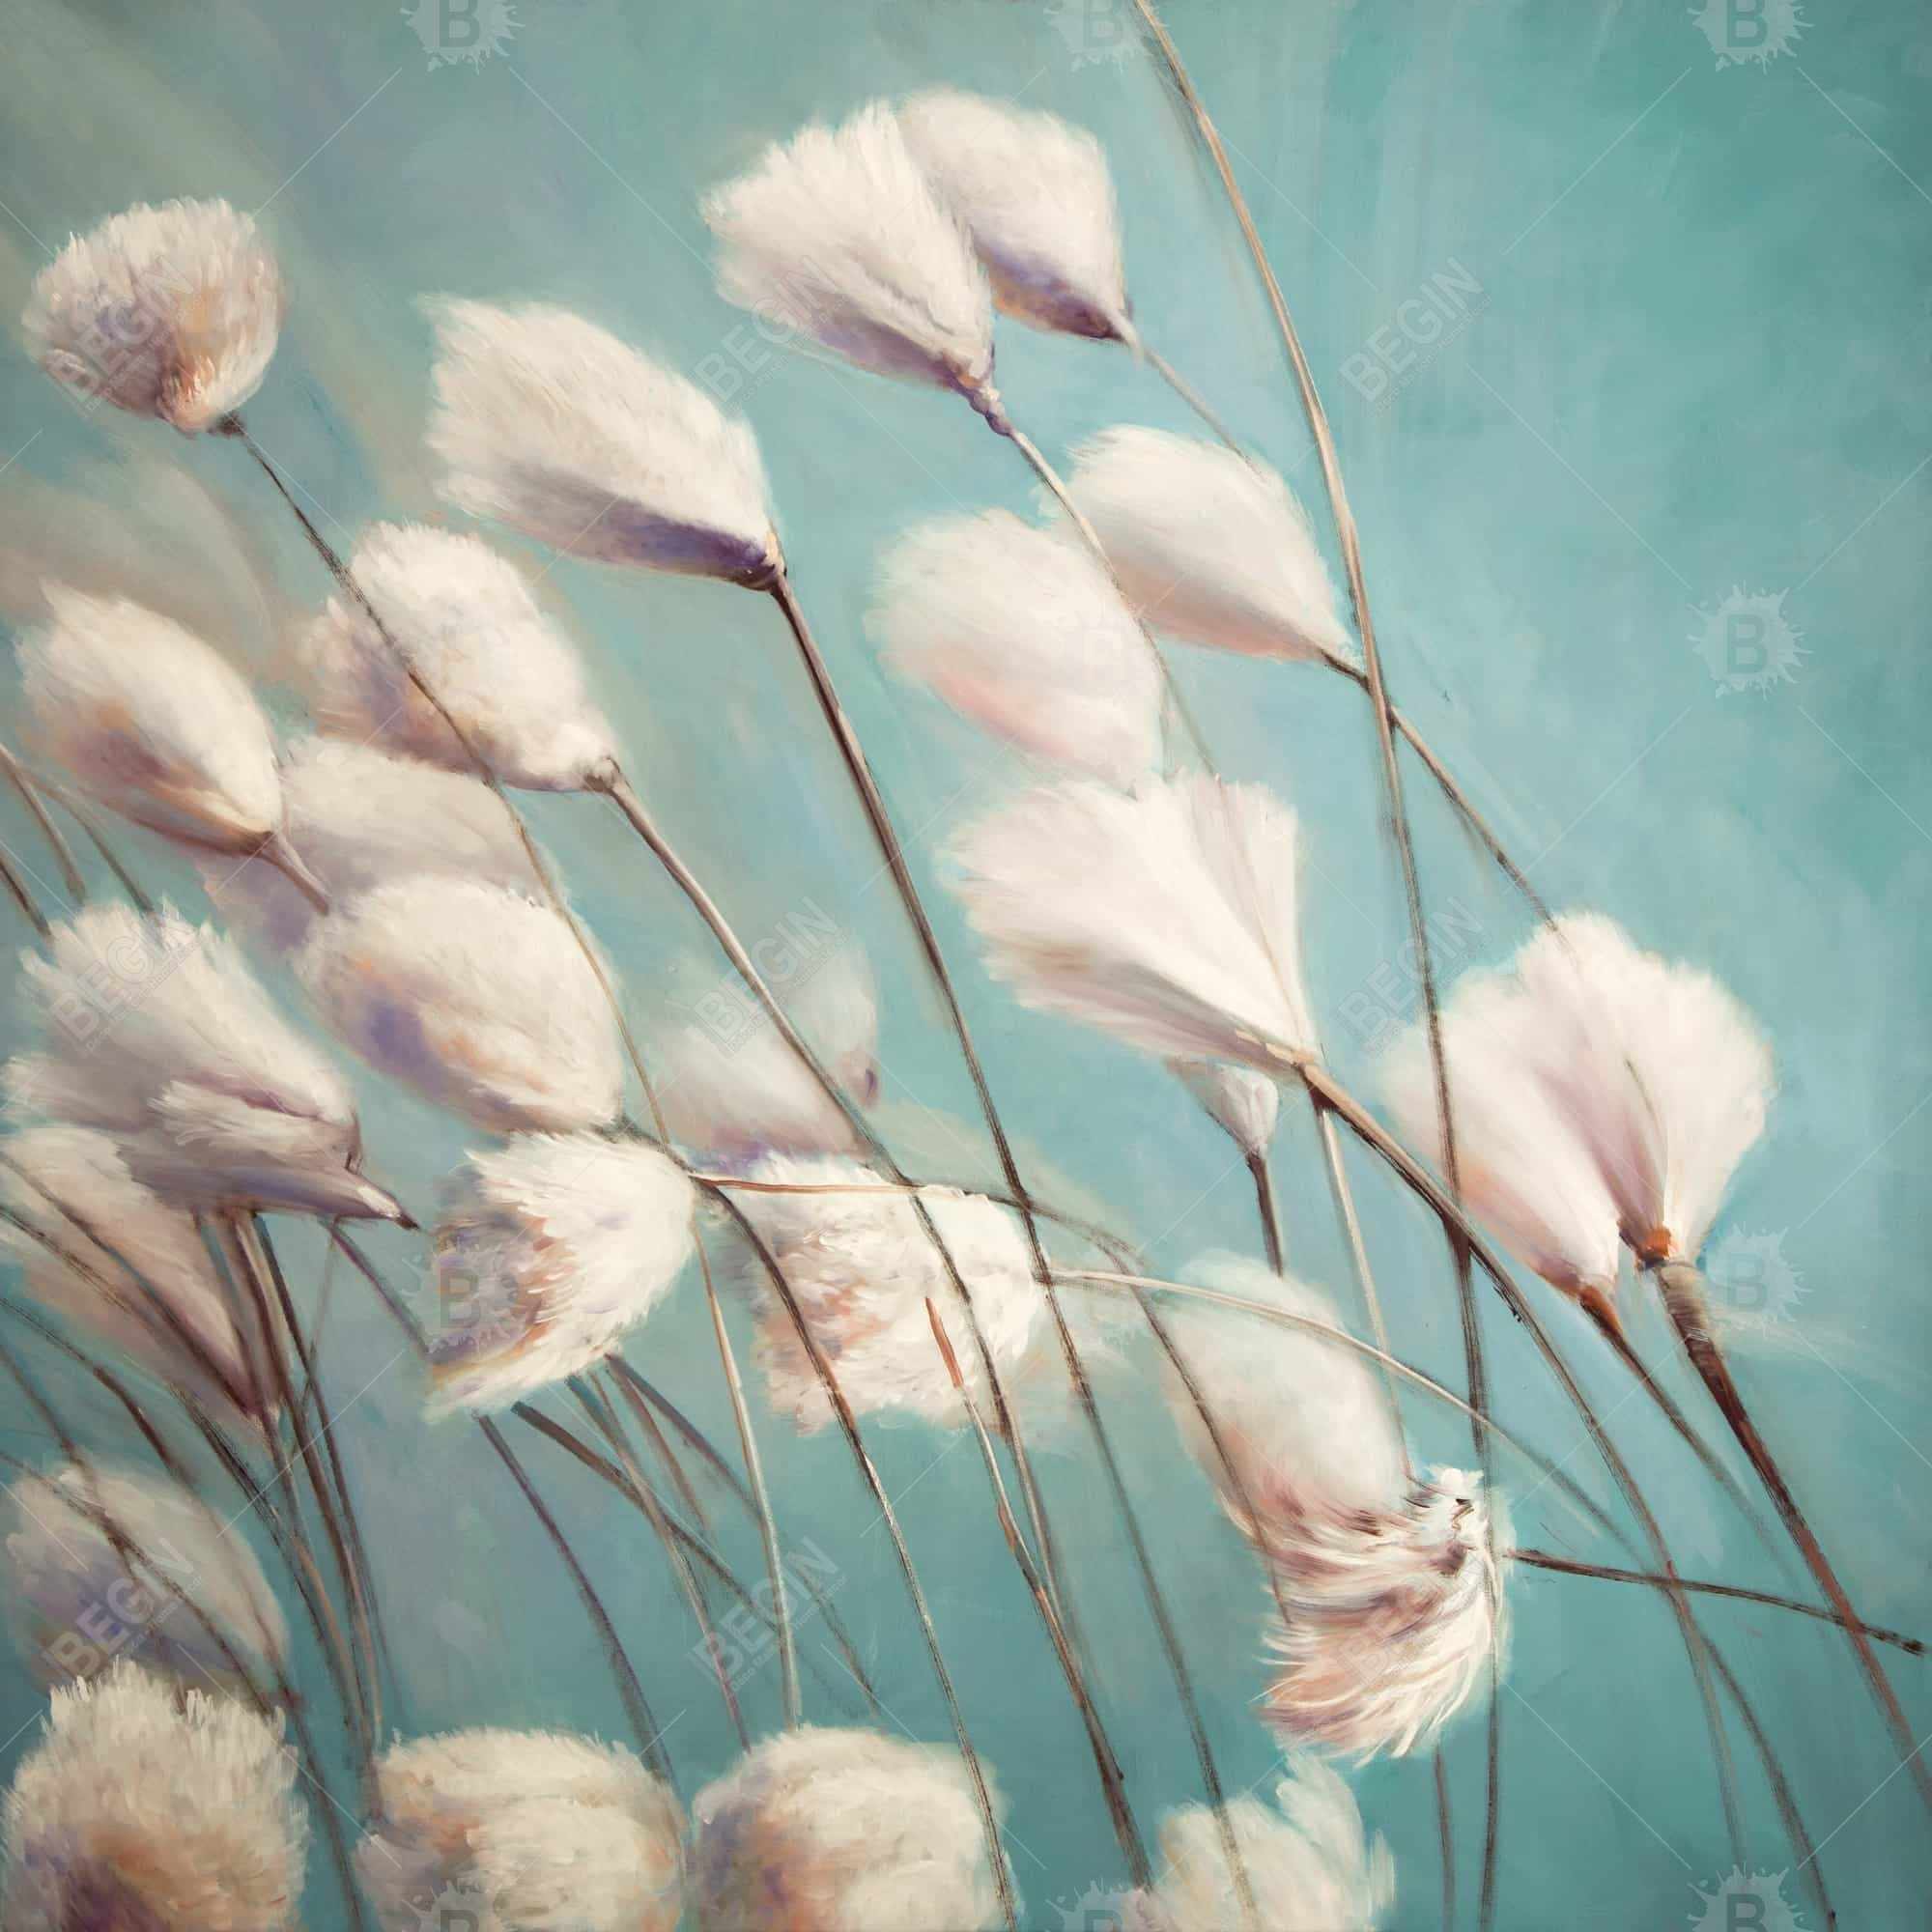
[1244,1149,1284,1274]
[24,769,156,912]
[0,742,85,902]
[0,841,49,939]
[605,1351,709,1531]
[1435,1753,1458,1932]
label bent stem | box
[0,742,85,903]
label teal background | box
[0,1,1928,1925]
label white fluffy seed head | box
[426,300,779,584]
[690,1726,1009,1932]
[298,878,624,1135]
[2,1659,307,1930]
[949,775,1320,1072]
[298,525,616,791]
[869,510,1161,785]
[1170,1060,1281,1156]
[1065,428,1354,664]
[896,90,1131,344]
[358,1728,684,1932]
[21,587,284,858]
[22,199,282,432]
[428,1134,696,1414]
[203,737,535,954]
[4,1463,287,1695]
[1123,1758,1395,1932]
[704,104,995,399]
[734,1153,1045,1434]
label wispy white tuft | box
[428,1134,696,1414]
[949,775,1320,1072]
[2,1659,307,1930]
[690,1725,1009,1932]
[1171,1060,1281,1157]
[426,300,779,585]
[733,1153,1044,1434]
[1123,1758,1395,1932]
[897,90,1132,344]
[5,1463,287,1694]
[869,510,1161,785]
[298,878,624,1135]
[9,903,402,1224]
[298,525,616,792]
[358,1727,684,1932]
[656,947,878,1160]
[22,199,282,432]
[204,737,535,955]
[703,105,996,399]
[1065,428,1354,665]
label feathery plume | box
[733,1153,1044,1434]
[357,1728,683,1932]
[897,90,1133,345]
[427,1135,696,1414]
[703,105,996,403]
[4,1463,287,1693]
[204,738,535,955]
[1065,428,1353,665]
[1122,1758,1395,1932]
[22,199,282,432]
[656,947,878,1160]
[298,525,617,791]
[690,1725,1009,1932]
[425,299,779,585]
[298,878,624,1135]
[948,774,1319,1072]
[1,1659,307,1930]
[20,588,327,908]
[1171,1060,1281,1157]
[10,903,404,1224]
[868,510,1160,786]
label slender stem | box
[0,840,49,938]
[1244,1149,1284,1274]
[23,767,156,912]
[1141,340,1244,455]
[1435,1752,1457,1932]
[0,742,85,903]
[606,1356,709,1533]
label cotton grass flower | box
[204,738,534,955]
[868,510,1160,785]
[22,198,282,432]
[703,104,996,406]
[1170,1061,1281,1158]
[733,1153,1044,1434]
[949,774,1319,1073]
[357,1727,683,1932]
[426,299,780,586]
[9,902,405,1224]
[298,524,617,791]
[4,1463,287,1694]
[1,1659,307,1930]
[427,1135,696,1414]
[690,1725,1009,1932]
[20,587,327,909]
[298,878,624,1135]
[1065,428,1354,666]
[1122,1758,1394,1932]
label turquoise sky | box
[0,1,1928,1926]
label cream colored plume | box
[1171,1060,1281,1157]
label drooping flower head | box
[426,299,780,585]
[897,90,1132,345]
[2,1660,308,1930]
[1170,1060,1281,1158]
[1065,428,1354,665]
[690,1726,1009,1932]
[23,199,282,432]
[298,526,616,791]
[428,1134,696,1414]
[298,878,624,1135]
[703,105,996,406]
[949,775,1319,1073]
[357,1727,684,1932]
[868,510,1161,786]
